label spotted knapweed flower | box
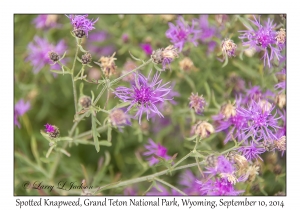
[140,43,153,55]
[239,16,282,68]
[237,100,281,140]
[14,99,30,128]
[86,31,115,56]
[205,155,235,176]
[66,15,99,38]
[221,38,237,58]
[44,123,60,139]
[165,16,199,52]
[238,141,266,161]
[151,45,179,70]
[191,121,214,139]
[196,15,219,53]
[32,15,59,29]
[79,96,92,109]
[114,71,172,124]
[214,102,248,143]
[97,52,117,77]
[179,57,195,72]
[143,139,171,166]
[26,36,67,74]
[196,178,244,196]
[109,109,131,131]
[189,93,206,115]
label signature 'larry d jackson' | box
[57,181,93,191]
[23,180,93,192]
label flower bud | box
[276,28,286,45]
[215,14,228,25]
[48,51,60,62]
[151,45,179,69]
[98,52,117,77]
[273,164,282,175]
[179,57,195,72]
[206,155,217,167]
[194,121,214,139]
[220,102,236,119]
[189,93,206,115]
[109,109,131,127]
[81,52,92,64]
[274,136,286,153]
[246,165,259,183]
[74,29,86,38]
[221,39,237,58]
[44,123,60,139]
[275,94,286,109]
[79,96,92,108]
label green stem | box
[154,177,187,195]
[75,125,109,139]
[94,143,240,193]
[71,39,80,115]
[110,59,152,85]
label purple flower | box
[123,186,137,195]
[85,31,115,57]
[196,178,244,196]
[179,170,200,195]
[239,16,282,68]
[122,33,129,43]
[165,16,199,52]
[196,15,219,53]
[215,109,248,143]
[26,36,67,74]
[66,14,98,37]
[143,139,171,166]
[114,71,172,124]
[45,123,55,133]
[237,100,281,140]
[32,15,59,29]
[14,99,30,128]
[146,183,180,196]
[140,43,153,55]
[238,141,266,161]
[205,155,235,176]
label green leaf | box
[183,74,196,92]
[46,145,55,158]
[57,137,73,141]
[107,125,112,142]
[50,70,70,75]
[60,51,67,60]
[92,115,100,152]
[153,64,164,72]
[91,90,95,103]
[129,51,145,63]
[222,54,228,68]
[40,130,52,143]
[99,140,112,147]
[112,102,131,109]
[78,45,88,53]
[184,134,198,141]
[76,56,82,63]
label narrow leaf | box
[92,115,100,152]
[50,70,70,75]
[78,45,88,53]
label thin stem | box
[154,177,187,195]
[194,137,204,177]
[75,125,109,139]
[71,38,80,115]
[110,59,152,85]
